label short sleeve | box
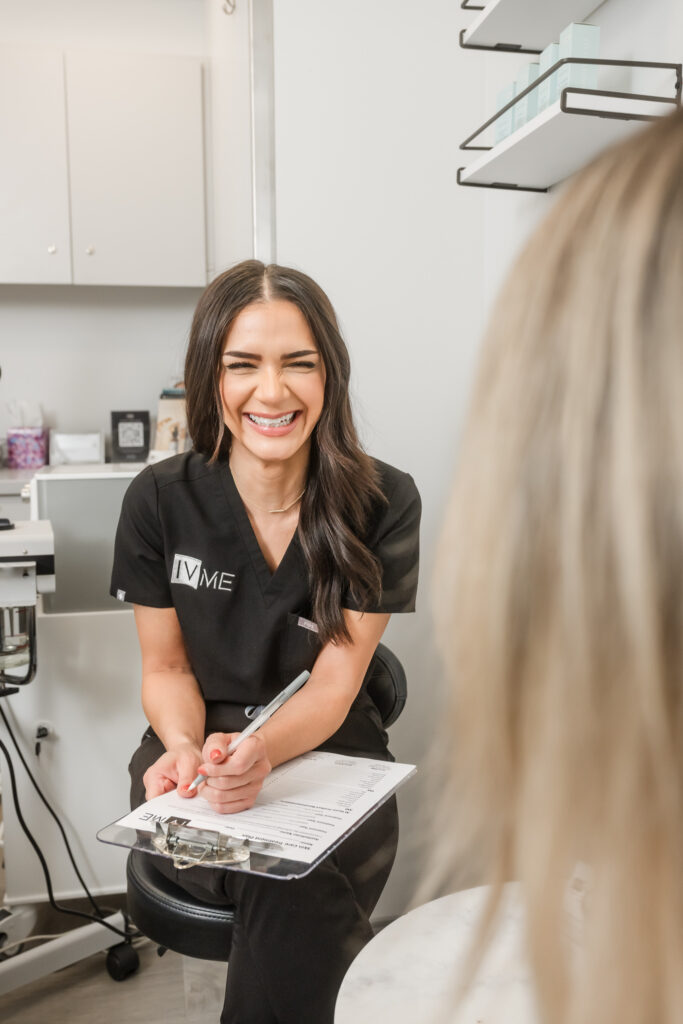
[110,467,173,607]
[344,469,421,614]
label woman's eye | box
[285,361,317,370]
[224,361,256,371]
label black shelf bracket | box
[459,27,541,54]
[457,58,683,192]
[457,167,549,193]
[461,58,683,153]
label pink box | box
[7,427,48,469]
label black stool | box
[126,642,408,962]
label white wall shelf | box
[461,0,603,53]
[458,60,682,192]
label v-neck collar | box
[219,463,304,603]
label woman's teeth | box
[247,412,297,427]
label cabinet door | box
[0,47,72,284]
[66,51,207,287]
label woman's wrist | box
[141,667,206,755]
[163,734,203,755]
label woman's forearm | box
[258,610,391,768]
[258,681,351,767]
[142,669,206,751]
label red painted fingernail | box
[210,749,222,760]
[180,784,189,791]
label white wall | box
[475,0,683,309]
[0,0,206,53]
[273,0,488,915]
[0,285,197,440]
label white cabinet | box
[0,48,72,284]
[66,51,206,287]
[0,47,206,287]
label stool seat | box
[126,642,407,963]
[126,851,235,961]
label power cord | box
[0,704,108,916]
[0,706,137,942]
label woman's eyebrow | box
[222,348,319,360]
[282,349,318,359]
[223,350,262,360]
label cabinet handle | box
[85,246,95,256]
[47,245,57,255]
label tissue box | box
[50,431,104,466]
[7,427,48,469]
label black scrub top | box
[110,451,420,749]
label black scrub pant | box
[129,731,399,1024]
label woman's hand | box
[143,741,203,800]
[195,732,272,814]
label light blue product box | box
[538,42,560,111]
[558,23,600,94]
[514,62,540,130]
[494,82,517,144]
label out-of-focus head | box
[436,108,683,1023]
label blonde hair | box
[433,108,683,1024]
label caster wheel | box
[105,941,140,981]
[0,941,23,961]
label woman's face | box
[220,299,326,467]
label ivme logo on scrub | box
[171,553,235,592]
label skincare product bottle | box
[558,22,600,94]
[494,82,517,144]
[514,62,540,131]
[538,42,560,111]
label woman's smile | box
[244,409,303,435]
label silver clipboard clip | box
[152,820,281,869]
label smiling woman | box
[110,259,421,1024]
[183,260,397,644]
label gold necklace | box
[252,488,306,515]
[232,474,306,514]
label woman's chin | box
[230,431,311,467]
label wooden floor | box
[2,940,227,1024]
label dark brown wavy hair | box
[184,259,385,643]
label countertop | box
[0,462,146,495]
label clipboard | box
[98,750,416,880]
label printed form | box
[116,751,416,864]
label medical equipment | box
[0,519,54,693]
[0,515,135,994]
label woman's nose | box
[256,366,287,403]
